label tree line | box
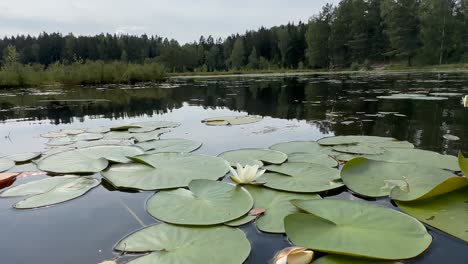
[1,0,467,75]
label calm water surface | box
[0,72,467,263]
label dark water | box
[0,72,467,264]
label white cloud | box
[0,0,339,43]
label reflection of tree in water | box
[0,73,467,153]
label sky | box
[0,0,339,43]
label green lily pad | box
[287,153,338,167]
[133,128,171,142]
[314,255,402,264]
[4,152,41,163]
[0,175,99,208]
[202,115,262,126]
[41,131,68,138]
[103,131,135,140]
[219,148,288,166]
[102,153,230,190]
[147,180,253,225]
[333,144,385,155]
[75,133,104,141]
[262,162,343,193]
[0,158,15,172]
[270,141,326,154]
[224,215,257,227]
[115,223,250,264]
[74,139,133,149]
[366,148,459,171]
[459,151,467,176]
[242,185,320,233]
[38,145,144,174]
[136,139,202,154]
[318,136,396,146]
[86,126,111,134]
[396,186,468,242]
[129,121,180,133]
[46,136,77,146]
[341,158,466,200]
[285,199,432,260]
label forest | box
[0,0,467,87]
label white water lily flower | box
[230,163,266,184]
[274,247,314,264]
[463,95,468,107]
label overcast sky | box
[0,0,339,43]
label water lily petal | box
[288,250,314,264]
[230,176,242,184]
[229,166,239,178]
[255,169,266,179]
[275,256,288,264]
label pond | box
[0,71,467,264]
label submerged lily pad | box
[102,153,230,190]
[285,199,432,260]
[147,180,253,225]
[0,158,15,172]
[314,255,402,264]
[262,162,343,193]
[397,186,468,242]
[202,115,262,126]
[136,139,202,154]
[242,185,320,233]
[341,158,467,200]
[115,223,251,264]
[38,145,144,174]
[219,148,287,166]
[0,175,99,208]
[4,152,41,163]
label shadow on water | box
[0,72,467,263]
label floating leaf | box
[128,121,180,133]
[224,215,257,227]
[396,186,468,242]
[115,223,251,264]
[0,175,100,208]
[341,158,466,200]
[46,136,76,146]
[147,180,253,225]
[133,128,171,142]
[377,94,448,100]
[60,129,84,135]
[0,158,15,172]
[86,126,111,134]
[333,144,385,155]
[75,133,104,141]
[103,131,135,140]
[4,152,41,163]
[459,151,467,176]
[202,115,262,126]
[136,139,202,153]
[38,145,144,174]
[285,199,432,260]
[287,153,338,167]
[74,139,134,149]
[317,136,396,146]
[41,131,68,138]
[314,255,402,264]
[262,162,343,193]
[243,185,320,233]
[102,153,230,190]
[270,141,326,154]
[443,134,460,141]
[219,148,287,166]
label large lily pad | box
[0,175,99,208]
[129,121,180,133]
[202,115,262,126]
[102,153,230,190]
[46,136,77,146]
[396,186,468,242]
[262,162,343,193]
[219,148,288,166]
[285,199,432,260]
[86,126,111,134]
[314,255,402,264]
[133,128,171,143]
[333,144,385,155]
[75,133,104,141]
[147,180,253,225]
[287,153,338,167]
[270,141,326,154]
[341,158,467,200]
[115,223,250,264]
[38,145,144,174]
[5,152,41,163]
[317,136,396,146]
[0,158,15,172]
[136,139,202,154]
[103,131,135,140]
[242,185,320,233]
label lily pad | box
[129,121,180,133]
[341,158,467,200]
[133,128,171,143]
[219,148,288,166]
[202,115,262,126]
[0,175,100,208]
[287,153,338,167]
[4,152,41,163]
[270,141,326,154]
[102,153,230,190]
[147,180,253,225]
[377,94,448,100]
[314,255,402,264]
[103,131,135,140]
[318,136,396,146]
[396,186,468,242]
[285,199,432,260]
[38,145,144,174]
[459,152,467,176]
[0,158,15,172]
[75,133,104,141]
[46,136,77,146]
[86,126,111,134]
[242,185,320,233]
[333,144,385,155]
[262,162,343,193]
[41,131,68,138]
[115,223,251,264]
[136,139,202,154]
[224,215,257,227]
